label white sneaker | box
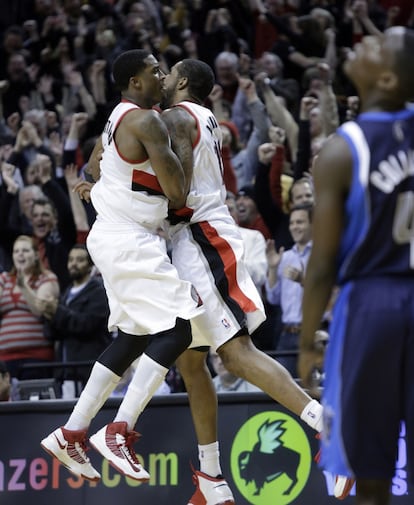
[188,470,235,505]
[41,427,101,482]
[334,475,356,500]
[89,422,150,481]
[314,434,355,500]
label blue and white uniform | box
[321,108,414,481]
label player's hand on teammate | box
[74,180,94,202]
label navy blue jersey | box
[336,108,414,284]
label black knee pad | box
[145,318,192,369]
[98,329,149,376]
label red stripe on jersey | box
[199,221,257,313]
[173,206,193,218]
[132,170,164,195]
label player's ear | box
[378,70,398,93]
[177,76,188,90]
[130,76,141,89]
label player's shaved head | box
[176,59,215,103]
[386,27,414,101]
[112,49,151,91]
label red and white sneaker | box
[334,475,356,500]
[188,470,235,505]
[41,427,101,482]
[314,434,355,500]
[89,421,150,481]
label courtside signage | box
[0,399,410,504]
[230,411,312,504]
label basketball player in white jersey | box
[159,59,354,505]
[40,50,203,483]
[63,56,352,503]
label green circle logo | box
[230,411,312,505]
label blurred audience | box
[265,203,313,377]
[225,191,268,294]
[39,244,111,391]
[210,349,261,393]
[236,185,272,240]
[0,360,11,401]
[0,0,411,385]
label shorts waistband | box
[93,218,158,233]
[282,324,301,334]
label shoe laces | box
[68,437,90,464]
[119,431,141,465]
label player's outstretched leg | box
[219,336,355,500]
[177,350,235,505]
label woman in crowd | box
[0,235,59,378]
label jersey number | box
[213,139,224,179]
[393,191,414,268]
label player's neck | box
[177,92,202,105]
[121,93,154,109]
[360,94,407,113]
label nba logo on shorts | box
[221,318,231,329]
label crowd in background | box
[0,0,412,399]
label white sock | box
[65,362,121,431]
[114,353,168,431]
[199,441,222,477]
[300,399,323,433]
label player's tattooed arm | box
[138,110,186,208]
[161,107,195,196]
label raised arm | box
[255,73,299,162]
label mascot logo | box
[230,412,311,505]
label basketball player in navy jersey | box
[299,27,414,505]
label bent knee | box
[176,349,208,377]
[218,336,257,375]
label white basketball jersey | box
[173,101,229,223]
[91,100,168,226]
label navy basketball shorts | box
[320,276,414,482]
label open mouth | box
[35,223,47,233]
[237,206,247,218]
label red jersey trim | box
[112,104,148,164]
[132,170,164,196]
[174,103,201,149]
